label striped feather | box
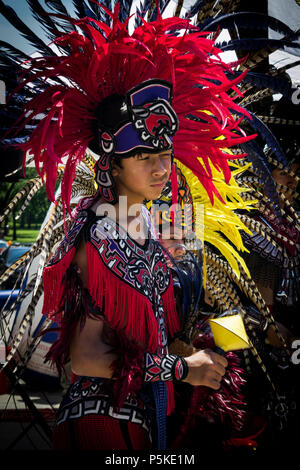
[174,0,184,17]
[256,115,300,126]
[0,178,39,224]
[33,201,63,295]
[238,214,294,249]
[15,178,44,220]
[2,284,43,370]
[197,0,239,24]
[239,88,273,107]
[247,339,283,401]
[12,318,52,373]
[0,277,36,327]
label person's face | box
[272,163,300,200]
[112,150,172,204]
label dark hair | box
[96,94,129,131]
[89,93,128,154]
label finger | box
[213,363,226,377]
[210,351,228,368]
[208,378,222,390]
[205,370,223,387]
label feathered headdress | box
[3,0,254,216]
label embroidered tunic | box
[42,206,179,437]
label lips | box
[151,180,167,187]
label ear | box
[111,159,120,177]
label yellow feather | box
[174,158,255,281]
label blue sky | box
[0,1,182,54]
[0,0,76,54]
[1,0,299,83]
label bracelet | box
[143,352,189,382]
[172,355,189,381]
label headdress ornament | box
[94,78,178,202]
[3,1,254,215]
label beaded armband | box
[143,352,189,382]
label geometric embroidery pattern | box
[143,352,185,382]
[88,213,171,352]
[56,377,151,434]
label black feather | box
[44,0,76,33]
[134,0,152,28]
[86,0,109,23]
[72,0,89,19]
[184,0,207,19]
[240,140,281,217]
[242,72,294,100]
[26,0,62,42]
[0,41,31,67]
[216,38,300,56]
[160,0,173,15]
[239,110,289,167]
[118,0,134,22]
[200,12,298,39]
[0,0,56,56]
[276,60,300,76]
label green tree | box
[0,167,50,240]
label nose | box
[152,157,170,177]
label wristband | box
[143,352,189,382]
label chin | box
[148,189,164,200]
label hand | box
[183,348,228,390]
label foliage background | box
[0,167,50,243]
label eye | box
[160,153,172,159]
[136,154,149,161]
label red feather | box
[8,2,253,211]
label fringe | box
[172,333,247,448]
[86,242,179,352]
[44,264,91,374]
[162,279,180,339]
[190,351,246,431]
[42,246,76,321]
[109,329,144,410]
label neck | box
[114,194,143,220]
[93,195,148,242]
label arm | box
[70,239,227,388]
[70,317,227,390]
[69,238,117,378]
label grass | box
[5,228,40,244]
